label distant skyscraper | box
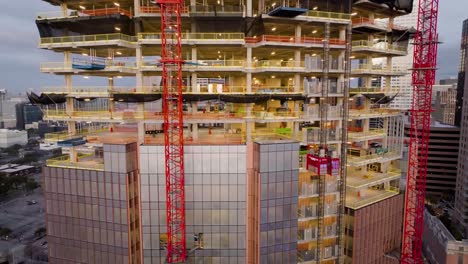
[15,103,43,130]
[455,19,468,126]
[455,44,468,239]
[388,0,419,110]
[433,78,458,125]
[0,89,6,129]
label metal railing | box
[139,32,245,41]
[346,169,402,189]
[245,35,345,45]
[46,155,104,171]
[347,151,400,166]
[352,40,407,53]
[40,61,136,71]
[37,7,132,20]
[346,187,400,209]
[40,33,137,45]
[349,87,383,93]
[351,64,406,75]
[306,10,351,20]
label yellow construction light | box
[114,2,120,7]
[289,78,293,81]
[79,5,86,10]
[312,6,318,10]
[114,27,121,31]
[271,51,276,55]
[289,58,293,61]
[116,51,122,55]
[218,50,221,54]
[312,53,317,56]
[351,12,358,16]
[272,27,277,32]
[217,0,221,4]
[84,98,91,102]
[312,30,318,34]
[271,75,276,78]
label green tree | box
[0,227,12,237]
[8,175,27,189]
[25,179,39,192]
[34,227,46,237]
[0,173,12,196]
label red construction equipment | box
[401,0,439,263]
[156,0,186,262]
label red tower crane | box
[156,0,186,262]
[401,0,439,263]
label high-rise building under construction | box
[34,0,412,263]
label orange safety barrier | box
[348,127,364,132]
[80,7,132,18]
[352,17,373,25]
[140,6,189,13]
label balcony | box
[138,32,245,45]
[346,187,400,210]
[39,33,137,49]
[347,151,401,167]
[351,64,406,76]
[347,129,386,141]
[40,61,137,75]
[245,35,346,48]
[352,17,392,32]
[37,7,133,20]
[46,154,104,171]
[346,169,402,189]
[141,60,245,72]
[42,109,305,123]
[139,5,243,17]
[352,40,407,56]
[349,87,384,94]
[349,108,401,119]
[44,128,108,143]
[306,10,351,22]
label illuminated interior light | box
[351,12,358,16]
[114,27,121,31]
[82,53,88,56]
[272,2,276,7]
[313,6,318,10]
[289,58,293,61]
[271,51,276,55]
[312,30,317,34]
[312,53,317,56]
[271,75,275,78]
[116,51,122,55]
[272,27,277,31]
[83,76,89,79]
[79,5,86,10]
[350,56,356,59]
[218,50,221,54]
[117,76,123,79]
[114,2,120,7]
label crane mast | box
[401,0,439,263]
[156,0,186,262]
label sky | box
[0,1,466,95]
